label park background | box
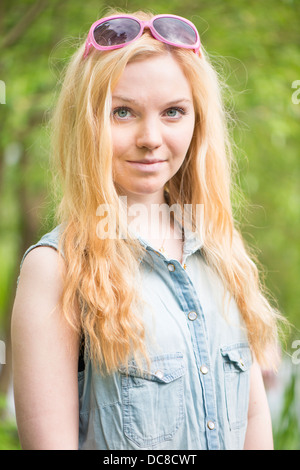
[0,0,299,450]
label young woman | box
[11,10,284,450]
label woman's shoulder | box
[21,224,64,264]
[21,242,65,279]
[12,229,68,344]
[18,244,65,300]
[17,224,65,292]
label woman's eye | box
[165,107,186,118]
[113,107,132,119]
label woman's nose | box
[136,118,163,150]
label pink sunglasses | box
[83,14,201,58]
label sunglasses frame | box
[83,14,201,58]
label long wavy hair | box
[51,9,285,373]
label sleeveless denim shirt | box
[19,224,252,450]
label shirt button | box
[167,263,175,272]
[207,421,215,430]
[188,311,198,321]
[200,365,208,375]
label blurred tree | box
[0,0,53,404]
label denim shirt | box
[19,224,252,450]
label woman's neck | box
[119,190,183,262]
[123,188,167,210]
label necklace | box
[157,219,178,256]
[158,221,186,267]
[158,222,169,255]
[159,244,166,254]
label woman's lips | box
[126,159,167,172]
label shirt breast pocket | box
[221,343,252,431]
[119,352,185,448]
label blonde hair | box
[51,9,285,373]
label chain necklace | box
[157,224,169,256]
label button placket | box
[163,251,220,449]
[183,294,219,448]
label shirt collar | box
[131,222,203,261]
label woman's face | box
[111,53,195,203]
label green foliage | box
[0,395,20,450]
[273,371,300,450]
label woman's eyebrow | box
[111,95,138,104]
[164,98,192,106]
[112,95,192,106]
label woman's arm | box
[243,357,274,450]
[11,247,80,450]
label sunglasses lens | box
[153,17,197,46]
[93,18,141,47]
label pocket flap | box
[221,343,252,372]
[119,352,185,383]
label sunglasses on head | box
[83,14,201,58]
